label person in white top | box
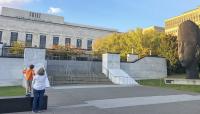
[32,67,50,113]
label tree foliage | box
[93,28,182,73]
[93,28,165,59]
[9,41,25,55]
[48,45,85,57]
[158,35,178,66]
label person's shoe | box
[37,110,43,113]
[32,110,38,113]
[28,92,32,96]
[26,94,31,97]
[40,110,45,112]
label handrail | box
[48,75,54,86]
[128,56,165,63]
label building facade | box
[165,7,200,36]
[143,26,164,33]
[0,7,117,50]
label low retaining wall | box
[0,57,23,86]
[0,56,167,86]
[47,60,102,77]
[165,78,200,85]
[121,57,167,80]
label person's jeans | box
[32,89,45,111]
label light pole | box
[132,46,134,54]
[149,49,152,56]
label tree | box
[92,28,163,59]
[158,35,185,74]
[47,44,85,59]
[143,30,163,56]
[9,41,25,55]
[92,28,183,74]
[159,35,178,66]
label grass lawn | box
[0,86,25,97]
[138,79,200,93]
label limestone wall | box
[1,7,65,24]
[47,60,102,77]
[0,44,3,56]
[121,57,167,80]
[102,54,120,76]
[0,52,167,86]
[0,15,115,49]
[24,48,46,67]
[0,57,24,86]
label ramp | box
[108,69,138,85]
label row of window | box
[0,31,93,50]
[165,14,200,29]
[29,12,41,18]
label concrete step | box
[51,79,112,84]
[52,81,113,85]
[53,78,110,82]
[53,80,112,83]
[48,73,107,77]
[50,76,110,81]
[48,74,113,86]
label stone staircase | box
[48,73,113,86]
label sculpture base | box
[164,78,200,85]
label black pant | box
[32,89,45,111]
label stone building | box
[165,6,200,36]
[143,26,164,33]
[0,7,117,50]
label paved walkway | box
[7,85,200,114]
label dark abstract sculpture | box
[178,20,200,79]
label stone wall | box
[0,55,167,86]
[0,44,3,56]
[102,53,120,76]
[1,7,65,24]
[127,54,138,62]
[47,60,102,77]
[24,48,46,67]
[0,57,24,86]
[121,57,167,80]
[47,57,167,80]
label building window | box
[10,32,18,46]
[76,39,82,48]
[53,37,59,46]
[32,13,34,17]
[25,34,32,47]
[29,12,41,18]
[0,31,2,43]
[87,40,93,50]
[65,38,71,46]
[39,35,46,48]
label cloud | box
[0,0,32,10]
[47,7,62,15]
[0,0,31,5]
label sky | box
[0,0,200,32]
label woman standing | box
[32,67,50,113]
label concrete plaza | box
[8,85,200,114]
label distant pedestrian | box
[32,67,50,113]
[23,64,35,97]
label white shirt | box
[32,74,50,90]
